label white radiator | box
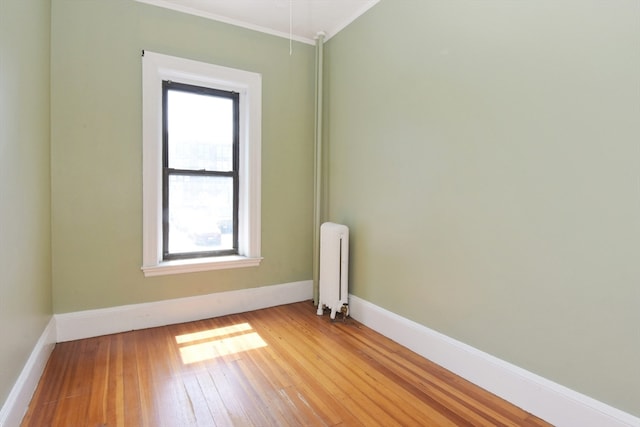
[316,222,349,319]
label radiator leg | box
[330,308,337,319]
[340,304,349,322]
[316,304,324,316]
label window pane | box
[167,90,233,171]
[167,175,234,254]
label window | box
[163,82,239,259]
[142,51,262,276]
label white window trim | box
[141,51,262,277]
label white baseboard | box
[56,280,313,342]
[348,295,639,427]
[0,317,56,427]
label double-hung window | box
[163,81,239,259]
[142,51,262,276]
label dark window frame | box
[161,80,240,260]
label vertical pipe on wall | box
[312,31,325,305]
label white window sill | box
[141,255,263,277]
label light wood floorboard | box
[22,301,552,426]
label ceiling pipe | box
[312,31,326,306]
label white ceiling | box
[136,0,380,44]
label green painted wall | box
[50,1,315,313]
[0,0,52,407]
[325,0,639,416]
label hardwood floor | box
[22,301,551,426]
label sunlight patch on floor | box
[175,322,253,344]
[176,323,267,364]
